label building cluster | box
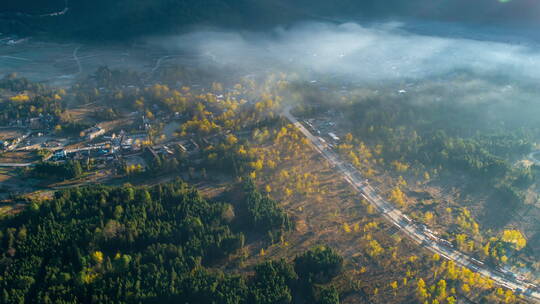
[0,132,30,151]
[82,126,105,140]
[52,126,200,171]
[303,111,343,148]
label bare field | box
[189,145,436,303]
[0,167,40,200]
[63,106,102,124]
[0,128,25,140]
[0,168,11,182]
[0,151,40,163]
[0,39,187,87]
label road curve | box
[282,106,540,303]
[529,151,540,165]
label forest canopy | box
[0,179,342,303]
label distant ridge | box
[1,0,539,41]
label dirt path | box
[73,45,82,75]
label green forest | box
[0,179,342,303]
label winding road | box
[146,54,185,82]
[283,106,540,303]
[73,46,82,75]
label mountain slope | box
[1,0,539,40]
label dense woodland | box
[0,179,342,303]
[32,160,85,180]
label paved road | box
[283,106,540,302]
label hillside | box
[1,0,539,40]
[0,64,535,303]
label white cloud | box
[161,21,540,83]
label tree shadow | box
[478,192,516,230]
